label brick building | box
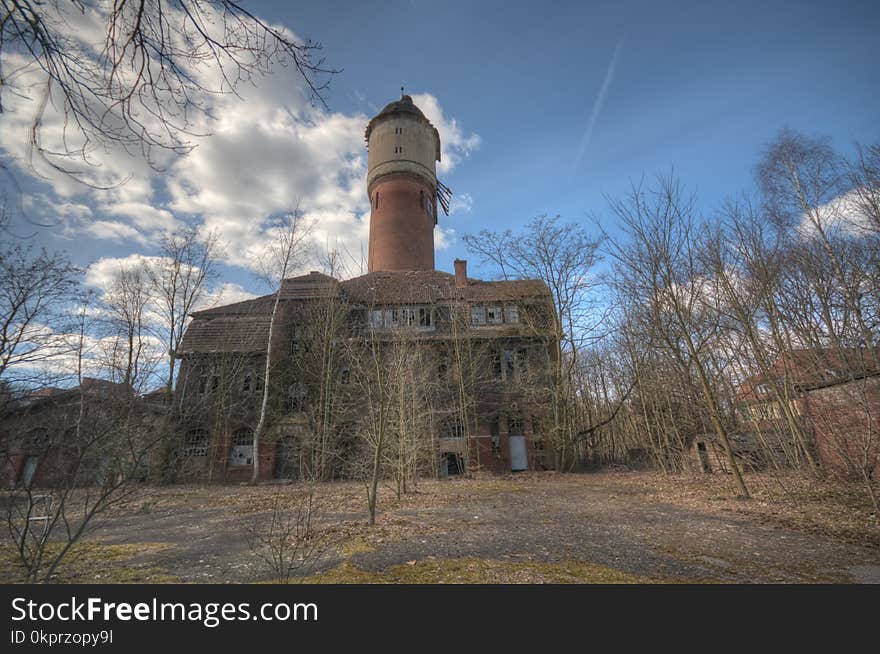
[174,94,557,482]
[732,348,880,479]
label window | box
[505,304,520,323]
[242,375,252,393]
[401,307,416,326]
[255,374,264,393]
[385,308,400,328]
[487,306,503,325]
[394,127,403,135]
[439,417,465,440]
[504,349,515,380]
[285,383,307,413]
[438,350,449,379]
[290,325,303,354]
[493,352,502,380]
[229,429,253,466]
[184,429,208,457]
[394,146,404,154]
[517,348,528,377]
[210,375,219,392]
[198,375,208,394]
[340,365,351,385]
[508,414,523,434]
[369,309,384,328]
[374,192,379,209]
[471,306,486,326]
[490,417,501,455]
[419,306,432,327]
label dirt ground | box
[4,471,879,584]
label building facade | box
[174,94,557,482]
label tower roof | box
[365,94,434,141]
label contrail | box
[572,39,623,173]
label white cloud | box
[435,226,456,251]
[410,93,481,176]
[85,220,149,245]
[449,192,474,215]
[1,6,479,283]
[798,188,875,238]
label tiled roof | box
[340,270,550,305]
[739,347,880,401]
[179,270,552,354]
[179,315,272,353]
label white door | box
[509,436,528,472]
[21,456,39,487]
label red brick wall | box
[798,376,880,480]
[368,174,435,272]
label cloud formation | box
[1,6,480,283]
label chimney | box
[454,259,467,288]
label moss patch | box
[301,558,657,584]
[0,541,177,584]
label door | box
[509,436,528,472]
[20,456,39,488]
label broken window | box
[291,324,302,353]
[471,306,486,326]
[400,307,416,326]
[490,416,501,455]
[516,348,528,378]
[439,417,465,440]
[438,350,449,379]
[229,429,254,466]
[184,429,208,457]
[504,349,515,380]
[487,306,502,325]
[508,414,523,434]
[285,383,307,413]
[505,304,520,323]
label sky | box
[1,0,878,301]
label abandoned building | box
[1,379,159,489]
[174,93,557,482]
[692,347,880,479]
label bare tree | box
[147,226,220,397]
[603,175,750,497]
[0,242,80,387]
[102,263,155,390]
[464,215,603,470]
[246,487,339,583]
[1,0,338,178]
[3,299,158,582]
[251,209,312,484]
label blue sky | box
[2,0,878,294]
